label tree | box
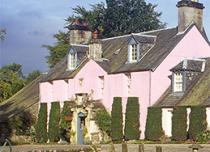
[145,107,164,141]
[111,97,123,142]
[0,63,25,103]
[44,0,164,67]
[35,103,48,143]
[124,97,140,140]
[43,31,70,68]
[48,102,60,142]
[171,107,187,141]
[188,106,207,140]
[26,70,41,84]
[0,28,6,41]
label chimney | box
[177,0,205,32]
[89,30,102,60]
[68,19,92,45]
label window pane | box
[174,73,183,92]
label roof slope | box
[0,75,42,122]
[154,58,210,107]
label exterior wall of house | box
[150,26,210,106]
[206,107,210,130]
[39,82,53,103]
[52,80,68,102]
[162,108,173,137]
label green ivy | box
[35,103,48,143]
[172,106,187,141]
[188,106,207,140]
[145,107,164,141]
[111,97,123,142]
[95,109,111,136]
[48,102,61,142]
[124,97,140,140]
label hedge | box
[60,101,72,142]
[172,106,187,141]
[188,106,207,140]
[35,103,48,143]
[124,97,140,140]
[48,102,61,142]
[111,97,123,141]
[145,107,164,141]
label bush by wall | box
[60,101,72,142]
[188,106,207,140]
[111,97,123,142]
[145,107,164,141]
[95,108,111,136]
[172,106,187,141]
[48,102,60,142]
[35,103,48,143]
[124,97,140,140]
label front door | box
[77,112,85,144]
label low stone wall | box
[1,144,210,152]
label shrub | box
[111,97,123,142]
[48,102,61,142]
[196,130,210,143]
[0,121,12,144]
[35,103,48,143]
[145,107,164,141]
[172,106,187,141]
[12,111,35,136]
[124,97,140,140]
[60,101,72,142]
[188,106,207,140]
[95,109,111,136]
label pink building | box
[39,0,210,143]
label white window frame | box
[68,50,77,70]
[173,73,183,92]
[128,38,140,63]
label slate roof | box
[154,58,210,108]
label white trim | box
[71,44,89,47]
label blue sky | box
[0,0,210,74]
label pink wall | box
[52,80,68,102]
[68,60,107,100]
[150,26,210,105]
[39,82,53,103]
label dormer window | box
[173,73,183,92]
[128,38,140,63]
[67,49,77,70]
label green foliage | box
[43,31,70,68]
[111,97,123,141]
[188,106,207,140]
[48,102,61,142]
[35,103,48,143]
[196,130,210,143]
[45,0,164,67]
[0,28,6,41]
[145,107,164,141]
[95,109,111,136]
[0,63,25,103]
[172,107,187,141]
[25,70,41,84]
[124,97,140,140]
[60,101,72,142]
[12,111,35,136]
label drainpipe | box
[149,70,152,106]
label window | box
[68,50,77,70]
[128,39,140,63]
[131,44,138,61]
[173,73,183,92]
